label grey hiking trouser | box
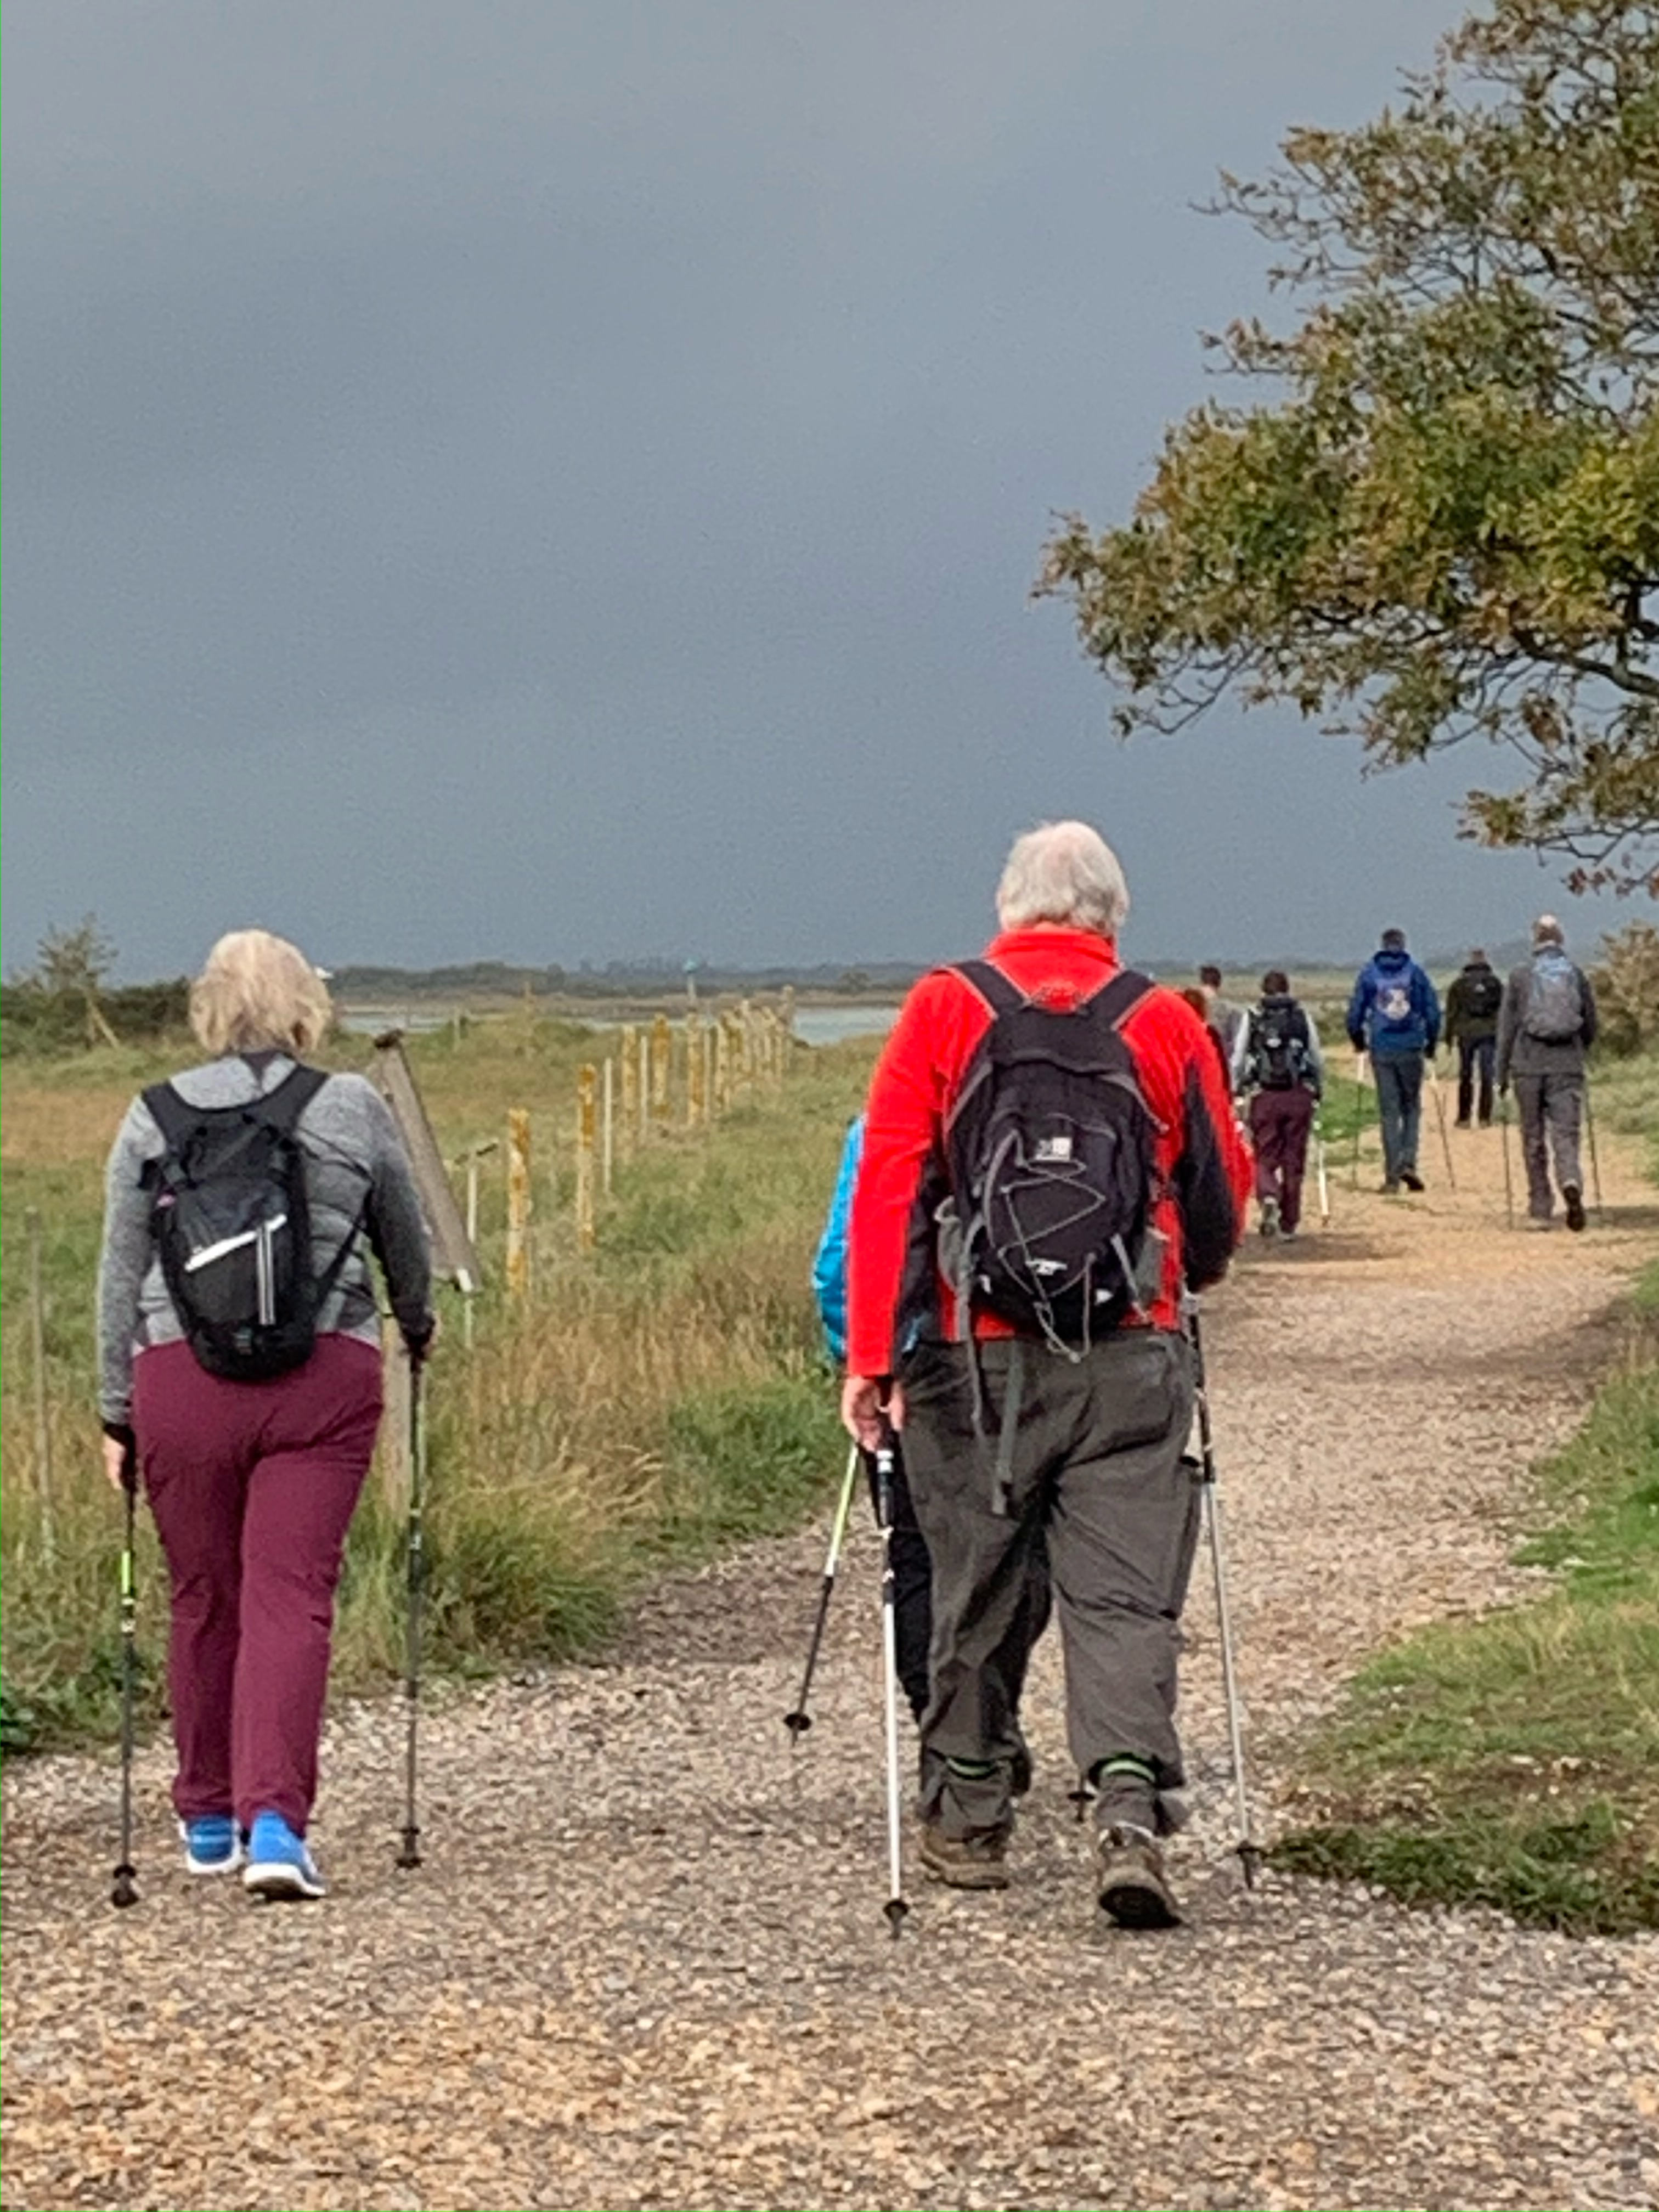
[1372,1053,1424,1184]
[898,1330,1200,1842]
[1512,1071,1584,1219]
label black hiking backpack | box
[940,962,1160,1350]
[143,1064,351,1383]
[1461,968,1503,1023]
[1245,997,1310,1091]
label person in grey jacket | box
[97,928,435,1897]
[1496,915,1599,1232]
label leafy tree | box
[1040,0,1659,896]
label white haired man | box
[1497,916,1599,1230]
[842,821,1249,1926]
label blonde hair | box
[189,929,333,1057]
[995,820,1130,936]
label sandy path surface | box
[5,1116,1658,2210]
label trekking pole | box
[872,1434,910,1938]
[1499,1092,1515,1230]
[396,1352,428,1870]
[784,1443,861,1739]
[1428,1062,1457,1190]
[1583,1075,1605,1223]
[1184,1301,1262,1889]
[1347,1056,1368,1192]
[111,1441,139,1909]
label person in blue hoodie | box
[1346,928,1442,1194]
[812,1118,1051,1769]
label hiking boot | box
[1258,1196,1280,1240]
[1563,1184,1587,1233]
[1400,1170,1425,1192]
[179,1814,244,1876]
[918,1821,1009,1891]
[1379,1180,1401,1195]
[243,1810,326,1900]
[1094,1822,1181,1929]
[1527,1215,1554,1232]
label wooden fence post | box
[650,1014,672,1128]
[602,1057,615,1195]
[712,1017,730,1115]
[26,1208,53,1565]
[575,1065,597,1251]
[506,1108,532,1297]
[619,1026,639,1157]
[686,1011,706,1126]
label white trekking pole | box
[783,1443,861,1740]
[1184,1298,1262,1888]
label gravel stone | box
[4,1131,1656,2209]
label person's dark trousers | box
[898,1330,1199,1844]
[1372,1052,1425,1185]
[860,1442,933,1722]
[861,1441,1052,1739]
[1511,1071,1585,1220]
[1248,1086,1316,1231]
[1457,1037,1496,1125]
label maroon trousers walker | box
[131,1334,383,1836]
[1248,1086,1317,1233]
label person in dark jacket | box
[1346,928,1441,1194]
[1443,949,1504,1127]
[1231,971,1324,1239]
[97,929,435,1899]
[1496,916,1599,1231]
[843,822,1250,1927]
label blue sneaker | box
[242,1810,326,1900]
[179,1814,244,1875]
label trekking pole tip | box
[883,1897,909,1939]
[395,1826,422,1871]
[782,1709,812,1739]
[1238,1841,1264,1891]
[110,1865,139,1909]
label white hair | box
[1533,913,1565,945]
[995,821,1130,936]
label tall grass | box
[1,1020,868,1749]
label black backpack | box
[1462,968,1503,1022]
[1246,997,1309,1091]
[941,962,1158,1348]
[143,1064,351,1382]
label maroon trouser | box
[132,1334,383,1835]
[1248,1086,1317,1232]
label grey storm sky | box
[2,0,1624,979]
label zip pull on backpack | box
[143,1063,345,1381]
[942,962,1159,1353]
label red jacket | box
[846,928,1251,1378]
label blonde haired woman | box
[97,929,433,1898]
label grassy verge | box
[1274,1244,1659,1935]
[1,1020,867,1750]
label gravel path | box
[6,1121,1658,2210]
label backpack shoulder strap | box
[952,960,1027,1019]
[1085,967,1154,1032]
[140,1080,197,1150]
